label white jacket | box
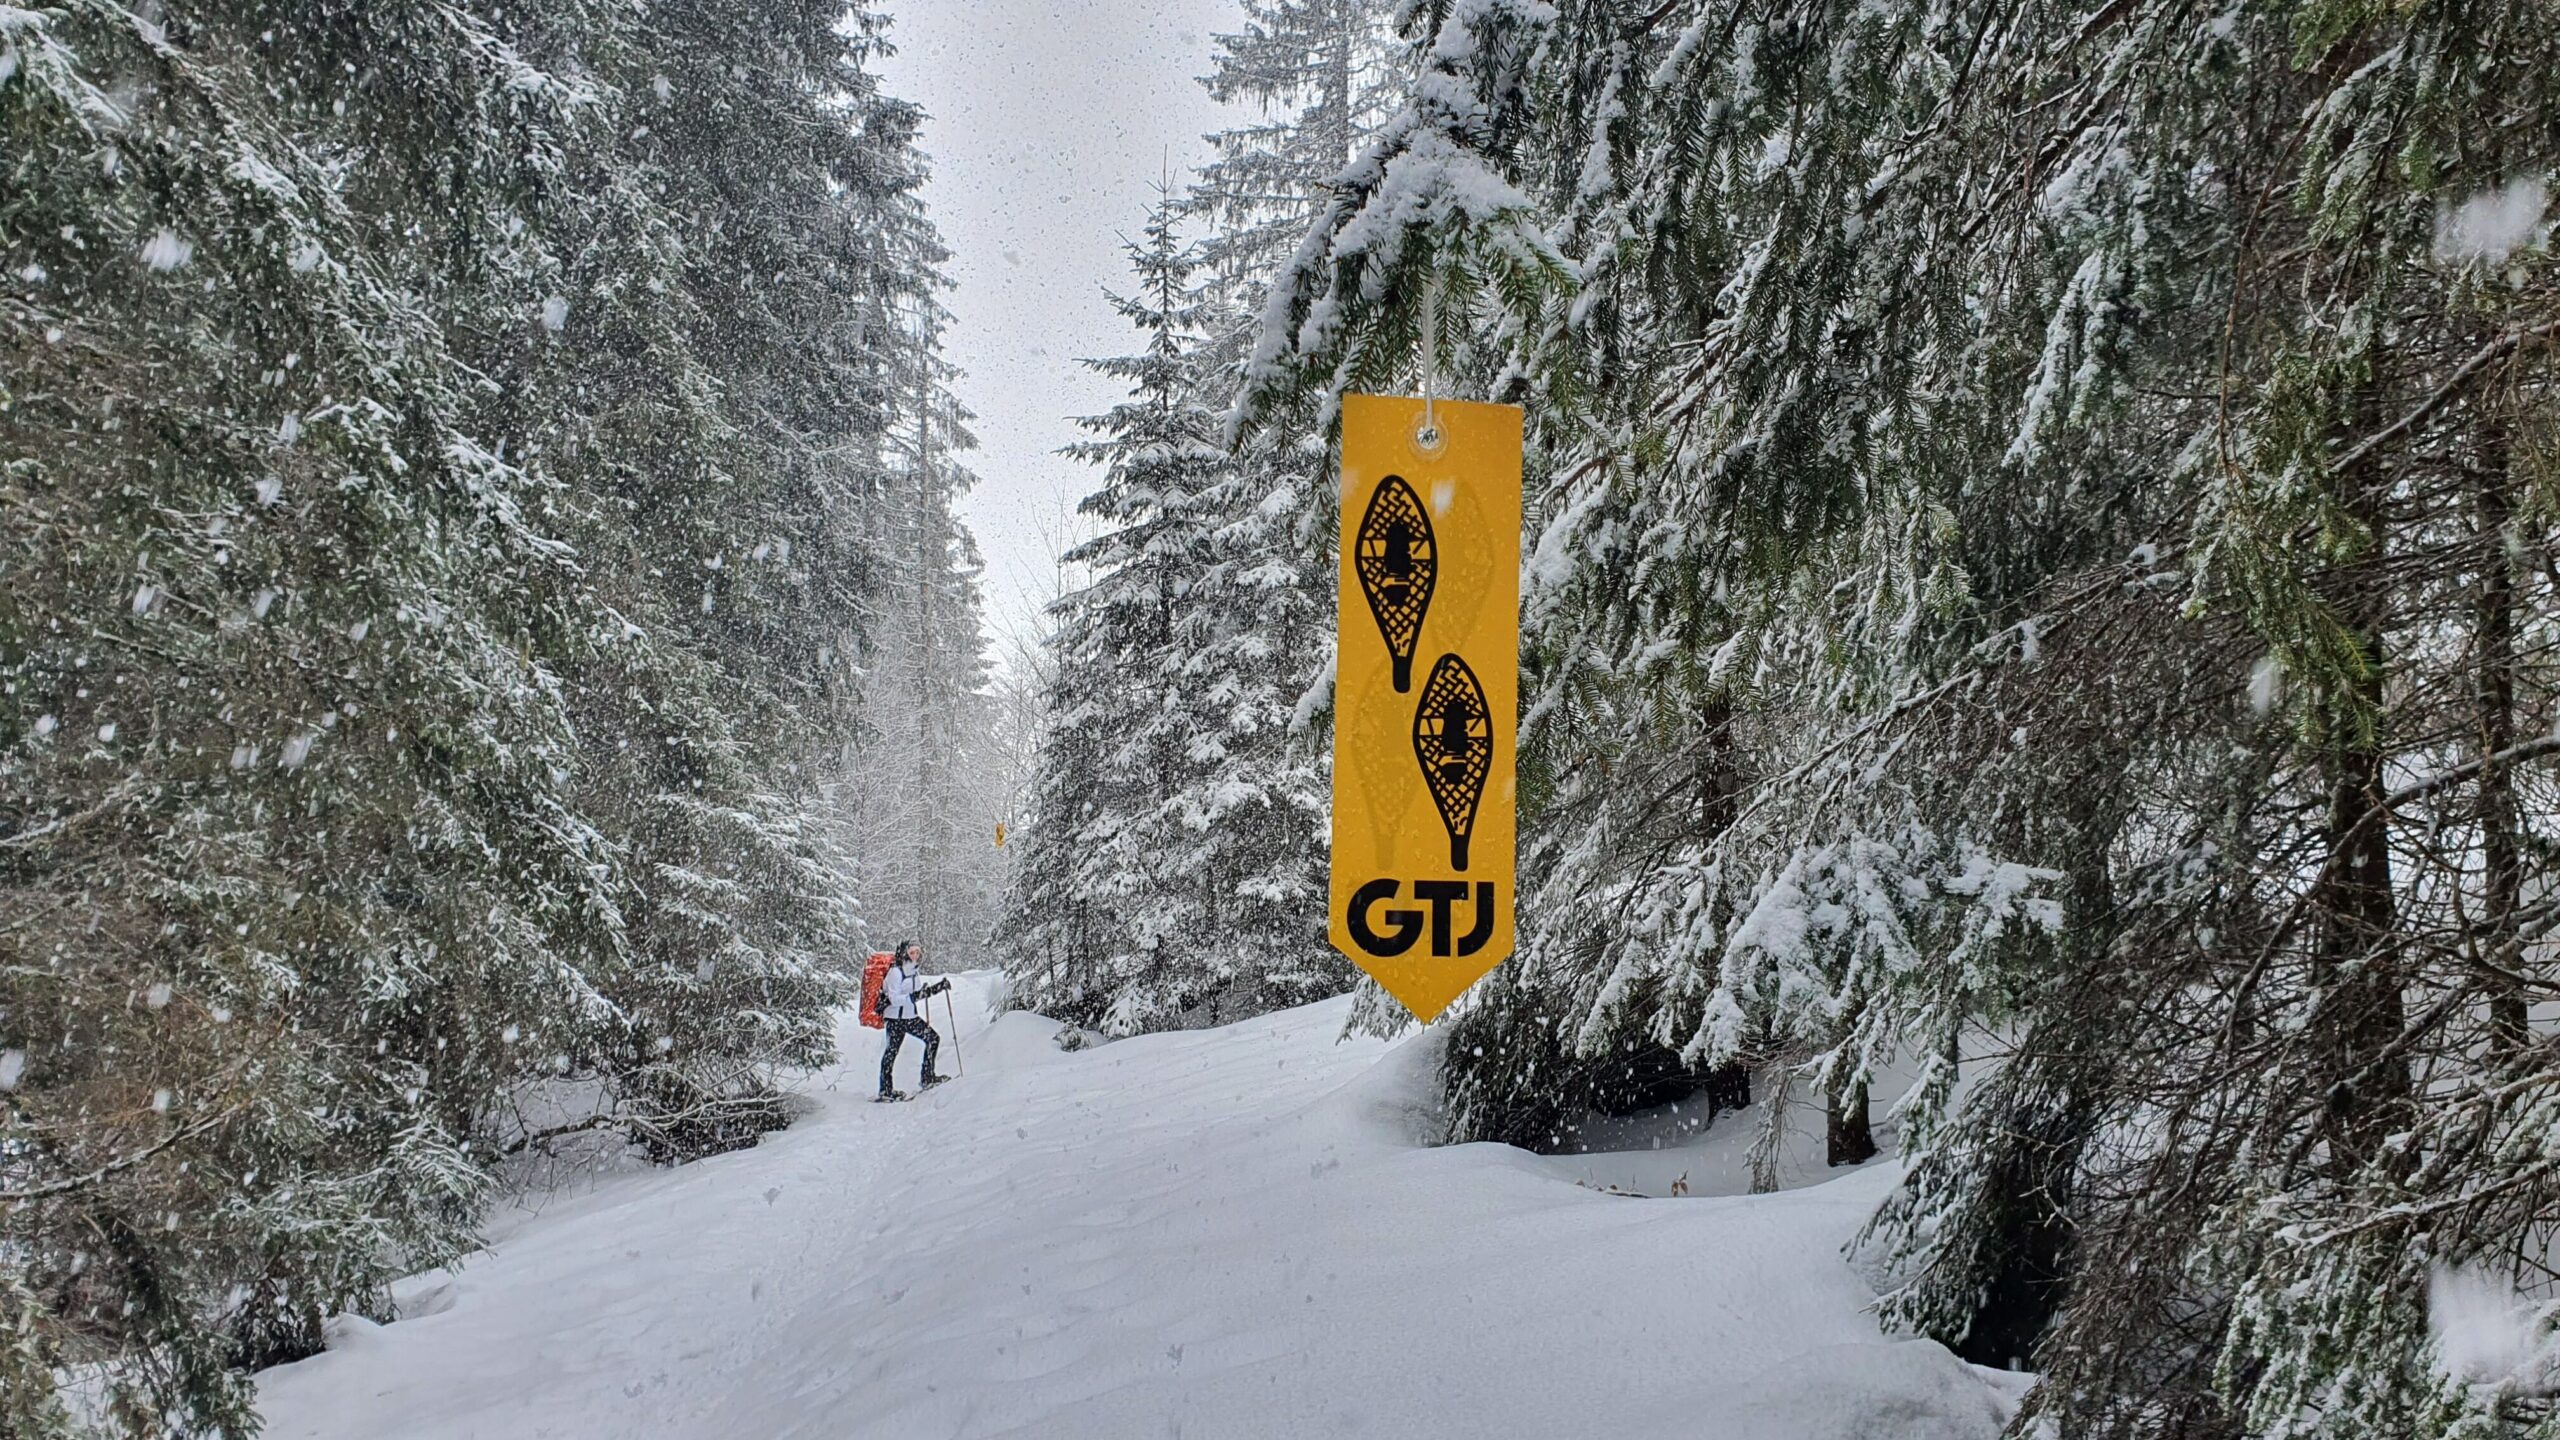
[880,961,925,1021]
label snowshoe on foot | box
[918,1073,952,1092]
[873,1090,910,1104]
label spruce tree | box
[1001,199,1342,1031]
[3,0,620,1426]
[1193,0,1411,289]
[1144,0,1419,1032]
[534,0,924,1150]
[2,1,977,1430]
[1244,5,2560,1437]
[834,288,1005,969]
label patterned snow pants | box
[879,1016,940,1095]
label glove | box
[926,979,952,998]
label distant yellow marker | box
[1327,394,1522,1022]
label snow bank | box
[259,975,2015,1439]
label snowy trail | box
[258,976,2017,1439]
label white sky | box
[879,1,1244,648]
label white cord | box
[1418,270,1442,450]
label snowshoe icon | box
[1355,476,1436,692]
[1412,653,1491,871]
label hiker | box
[878,941,952,1099]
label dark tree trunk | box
[1704,1063,1752,1117]
[2477,424,2525,1055]
[2311,383,2406,1167]
[1828,1081,1878,1167]
[225,1277,330,1372]
[1953,1118,2085,1371]
[1956,859,2114,1368]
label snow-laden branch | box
[1234,0,1567,432]
[0,1112,231,1204]
[2327,314,2560,479]
[0,785,138,850]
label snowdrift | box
[258,974,2021,1438]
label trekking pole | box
[943,988,964,1077]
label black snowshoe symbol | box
[1355,476,1436,692]
[1412,653,1491,871]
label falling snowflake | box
[2248,654,2283,716]
[2435,177,2551,265]
[140,227,194,272]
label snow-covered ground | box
[258,974,2023,1439]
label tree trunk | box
[1828,1081,1878,1167]
[1953,1099,2085,1371]
[1957,857,2114,1368]
[2476,423,2525,1055]
[225,1275,330,1373]
[1704,1062,1751,1117]
[2311,381,2405,1167]
[1329,0,1356,170]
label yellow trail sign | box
[1329,394,1523,1022]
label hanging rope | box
[1417,268,1444,451]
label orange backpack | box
[859,952,893,1029]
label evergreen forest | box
[9,2,2560,1437]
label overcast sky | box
[878,1,1245,650]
